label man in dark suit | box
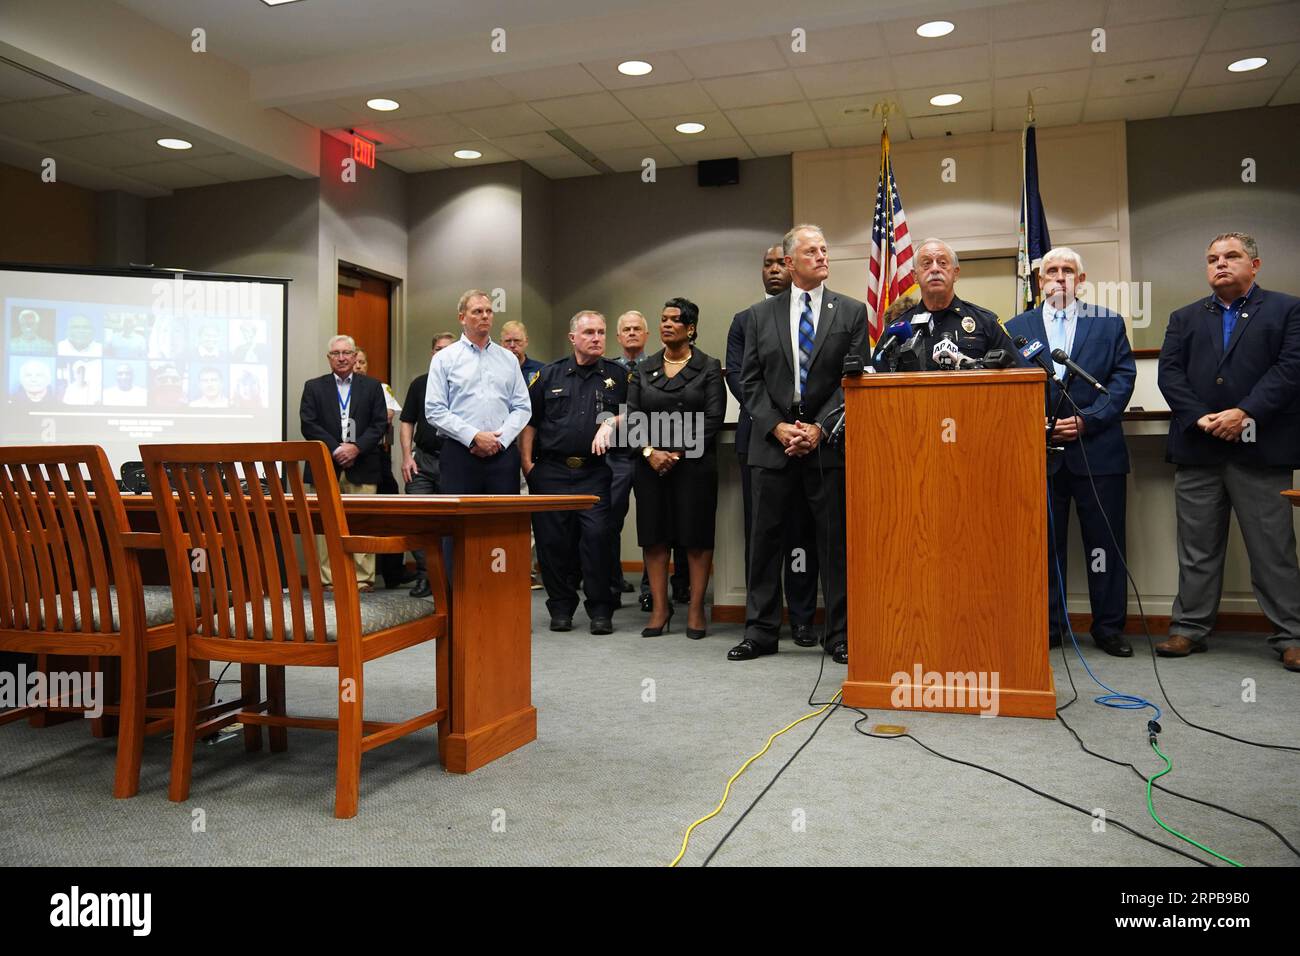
[726,243,821,647]
[731,224,869,664]
[300,333,388,588]
[1156,232,1300,671]
[1007,247,1136,657]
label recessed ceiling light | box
[156,138,193,150]
[260,0,306,6]
[366,98,400,111]
[929,93,963,107]
[916,21,955,38]
[453,149,482,160]
[675,122,706,134]
[1227,56,1268,73]
[618,60,653,76]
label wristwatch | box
[642,445,655,459]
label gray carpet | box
[2,592,1297,867]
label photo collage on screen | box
[5,302,270,412]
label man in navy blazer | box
[1008,247,1136,657]
[300,333,388,588]
[1156,232,1300,671]
[725,243,821,648]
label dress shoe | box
[1155,634,1206,657]
[641,605,674,637]
[791,624,818,647]
[409,576,431,598]
[1282,647,1300,672]
[1093,633,1133,658]
[639,593,653,612]
[620,579,635,593]
[727,639,776,661]
[672,586,691,605]
[549,616,573,632]
[829,641,849,665]
[590,617,613,635]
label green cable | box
[1146,739,1243,867]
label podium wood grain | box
[842,369,1056,718]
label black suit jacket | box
[1157,285,1300,469]
[741,286,869,469]
[725,306,754,460]
[628,347,726,461]
[299,372,387,486]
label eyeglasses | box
[327,350,357,358]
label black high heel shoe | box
[641,604,674,637]
[686,613,707,640]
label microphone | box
[932,337,962,368]
[896,319,930,372]
[872,320,911,364]
[1014,336,1063,386]
[979,348,1015,369]
[1050,348,1108,394]
[842,353,864,376]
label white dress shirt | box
[788,283,824,401]
[424,334,532,449]
[1043,300,1079,382]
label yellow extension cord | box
[669,690,842,867]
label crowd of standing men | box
[301,226,1300,673]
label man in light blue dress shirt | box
[424,288,532,494]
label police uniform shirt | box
[897,296,1012,368]
[527,357,630,458]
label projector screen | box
[2,265,288,474]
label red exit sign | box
[353,134,376,169]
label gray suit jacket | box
[740,286,869,469]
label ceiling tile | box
[992,0,1109,41]
[378,113,473,147]
[185,153,283,182]
[880,9,991,56]
[744,128,829,157]
[1272,67,1300,104]
[644,111,739,144]
[114,127,228,160]
[115,161,224,190]
[701,70,805,109]
[278,100,356,130]
[677,38,788,78]
[993,69,1092,109]
[993,101,1082,131]
[1204,2,1300,51]
[1082,89,1179,121]
[450,103,551,138]
[1174,78,1283,113]
[1186,41,1300,86]
[906,110,993,139]
[613,81,716,120]
[439,142,514,166]
[1101,16,1218,63]
[40,133,161,168]
[583,52,693,89]
[1105,0,1224,26]
[567,120,660,151]
[667,135,754,163]
[891,44,991,88]
[493,64,603,100]
[0,101,96,141]
[377,148,450,173]
[781,23,887,65]
[809,93,895,127]
[529,91,632,127]
[594,144,683,173]
[0,61,75,101]
[825,122,912,148]
[898,81,992,116]
[324,125,411,152]
[525,154,598,179]
[794,58,894,99]
[29,94,155,134]
[491,131,572,160]
[994,34,1098,77]
[333,94,428,125]
[406,78,516,113]
[726,101,819,135]
[1087,55,1195,97]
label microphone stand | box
[1045,367,1078,461]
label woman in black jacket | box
[628,297,726,639]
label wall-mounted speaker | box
[697,158,739,187]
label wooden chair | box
[140,441,449,819]
[0,445,177,797]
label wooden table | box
[1286,490,1300,508]
[116,493,595,773]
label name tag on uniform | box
[341,416,356,443]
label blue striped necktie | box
[798,291,815,395]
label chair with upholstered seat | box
[0,445,177,797]
[141,441,449,819]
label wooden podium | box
[842,368,1056,719]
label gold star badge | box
[604,377,615,389]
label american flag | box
[1016,121,1052,312]
[866,128,919,344]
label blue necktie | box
[1050,310,1067,381]
[797,292,815,396]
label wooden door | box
[337,271,392,384]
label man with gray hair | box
[890,238,1013,367]
[1157,232,1300,671]
[300,333,388,588]
[1007,247,1136,656]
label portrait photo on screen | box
[189,363,229,408]
[56,357,103,405]
[9,356,56,405]
[230,364,269,409]
[9,306,56,356]
[104,311,150,359]
[56,312,103,358]
[149,361,188,408]
[101,360,148,406]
